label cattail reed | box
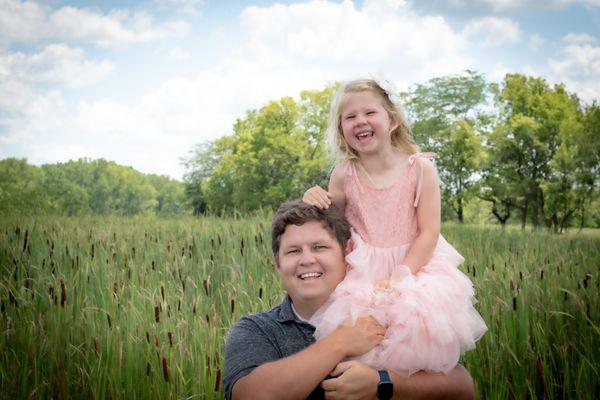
[162,357,169,382]
[22,229,28,252]
[161,285,165,301]
[60,279,66,307]
[146,331,150,343]
[214,368,221,392]
[512,297,517,311]
[230,298,235,314]
[154,306,160,323]
[91,243,95,260]
[583,273,591,289]
[107,313,112,329]
[168,332,173,347]
[146,362,151,376]
[203,278,210,296]
[93,337,99,354]
[259,287,263,299]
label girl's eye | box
[367,111,376,115]
[344,115,355,120]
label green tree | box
[483,74,585,230]
[147,174,187,215]
[185,86,333,213]
[402,70,491,222]
[0,158,52,214]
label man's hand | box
[302,185,332,209]
[327,316,386,358]
[321,361,379,400]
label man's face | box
[275,220,347,316]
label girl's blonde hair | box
[327,79,419,163]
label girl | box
[303,78,487,376]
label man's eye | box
[286,249,299,254]
[314,245,328,250]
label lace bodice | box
[343,153,435,247]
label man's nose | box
[299,249,317,265]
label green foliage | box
[403,70,491,222]
[481,74,596,230]
[183,87,334,213]
[0,158,188,216]
[0,158,53,214]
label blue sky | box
[1,0,599,179]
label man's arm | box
[321,361,474,400]
[227,317,385,400]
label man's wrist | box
[377,369,394,399]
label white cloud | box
[1,0,475,179]
[0,44,114,119]
[563,32,596,44]
[463,17,521,47]
[1,44,114,88]
[529,33,544,51]
[169,47,191,61]
[548,43,600,102]
[0,0,190,48]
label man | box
[224,200,475,399]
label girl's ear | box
[345,238,354,254]
[389,115,400,133]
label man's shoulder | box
[229,300,289,334]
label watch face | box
[377,381,393,399]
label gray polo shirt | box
[223,295,325,399]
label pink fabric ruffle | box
[309,230,488,376]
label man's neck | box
[290,299,320,321]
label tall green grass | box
[0,216,598,399]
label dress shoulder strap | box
[408,152,436,207]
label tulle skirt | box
[309,230,488,376]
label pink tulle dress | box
[309,153,487,375]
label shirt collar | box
[277,294,312,324]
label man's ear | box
[273,254,281,270]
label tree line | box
[0,158,186,216]
[2,71,598,230]
[183,71,599,231]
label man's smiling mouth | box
[298,272,323,280]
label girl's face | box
[340,91,396,157]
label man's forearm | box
[232,334,347,400]
[391,364,475,400]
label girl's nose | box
[355,114,367,125]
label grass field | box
[0,215,598,399]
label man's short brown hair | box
[271,200,351,256]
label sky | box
[1,0,599,180]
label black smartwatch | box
[377,369,393,400]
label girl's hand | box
[303,185,333,209]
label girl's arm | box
[400,158,440,274]
[328,163,346,214]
